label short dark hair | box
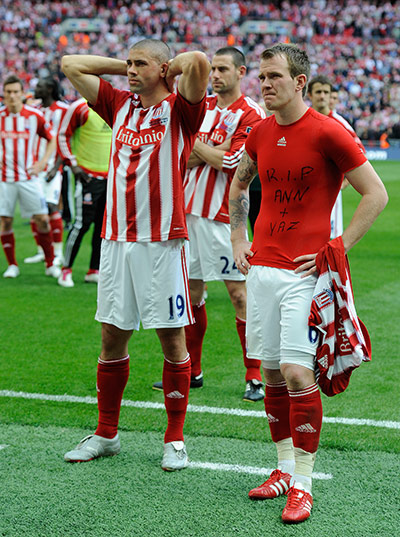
[130,39,171,64]
[214,47,246,68]
[261,43,310,96]
[3,75,23,90]
[308,75,333,94]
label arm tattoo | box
[230,193,250,232]
[229,151,257,232]
[236,151,257,185]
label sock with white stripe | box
[163,354,191,443]
[95,355,130,439]
[1,230,17,266]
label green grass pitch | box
[0,161,399,536]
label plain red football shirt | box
[245,108,367,269]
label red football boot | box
[282,486,313,523]
[248,469,291,500]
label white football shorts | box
[246,265,318,371]
[187,214,245,282]
[39,170,62,206]
[0,179,48,218]
[95,238,193,331]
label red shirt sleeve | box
[90,78,131,127]
[173,90,206,137]
[36,114,53,142]
[57,101,89,167]
[320,119,367,173]
[222,108,264,175]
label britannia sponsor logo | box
[1,131,30,140]
[116,125,165,147]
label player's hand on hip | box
[232,239,253,275]
[293,253,317,278]
[28,161,45,176]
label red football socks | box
[30,220,40,246]
[289,383,322,453]
[235,316,262,382]
[36,229,55,267]
[50,212,63,244]
[163,354,191,443]
[264,381,291,442]
[95,356,130,439]
[1,231,17,266]
[185,301,207,378]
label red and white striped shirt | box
[328,110,366,153]
[0,104,52,182]
[91,78,206,242]
[184,94,265,223]
[309,237,371,396]
[34,100,69,172]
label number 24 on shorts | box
[220,256,238,275]
[168,294,185,320]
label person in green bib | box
[55,98,112,287]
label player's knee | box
[1,216,13,232]
[280,362,315,391]
[101,323,131,358]
[33,214,50,232]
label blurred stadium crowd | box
[1,0,399,140]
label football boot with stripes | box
[282,485,313,524]
[248,469,291,500]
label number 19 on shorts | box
[168,294,185,320]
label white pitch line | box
[0,445,8,450]
[189,461,332,480]
[0,389,399,430]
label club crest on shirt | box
[116,125,165,147]
[314,287,334,309]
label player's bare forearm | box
[168,52,210,104]
[341,161,388,252]
[62,55,126,104]
[192,140,226,170]
[187,153,204,168]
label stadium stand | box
[0,0,399,141]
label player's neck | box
[8,103,23,114]
[139,87,171,109]
[314,105,330,116]
[216,88,241,109]
[274,101,308,126]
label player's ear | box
[296,74,307,94]
[160,62,169,78]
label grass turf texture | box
[0,161,399,535]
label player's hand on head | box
[293,253,317,278]
[164,59,177,93]
[232,238,253,275]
